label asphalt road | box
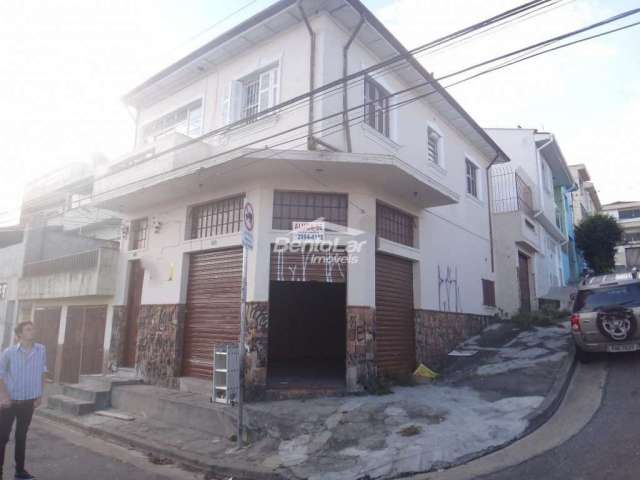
[1,420,202,480]
[480,351,640,480]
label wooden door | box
[81,306,107,375]
[33,307,61,380]
[375,254,415,378]
[123,260,144,368]
[183,248,242,379]
[61,306,84,383]
[518,252,532,312]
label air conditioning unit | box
[212,344,239,405]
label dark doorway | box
[123,260,144,368]
[518,252,532,312]
[33,306,61,381]
[268,281,346,388]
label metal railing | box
[22,248,105,277]
[491,170,534,215]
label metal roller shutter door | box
[183,247,242,379]
[375,253,415,377]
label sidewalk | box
[38,321,573,480]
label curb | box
[523,341,576,435]
[35,408,285,480]
[421,340,577,474]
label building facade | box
[92,0,508,397]
[487,128,575,314]
[603,201,640,272]
[0,162,122,383]
[569,164,602,226]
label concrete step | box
[47,394,95,416]
[79,374,143,389]
[62,384,111,410]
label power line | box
[88,7,640,205]
[112,0,556,171]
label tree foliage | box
[575,214,622,274]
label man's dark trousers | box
[0,400,35,473]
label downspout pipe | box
[297,1,316,150]
[343,16,365,153]
[487,154,501,273]
[535,135,554,213]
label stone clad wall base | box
[414,310,493,371]
[136,304,185,388]
[108,305,127,372]
[346,306,376,391]
[245,301,269,401]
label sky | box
[0,0,638,225]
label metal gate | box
[183,247,242,379]
[375,253,415,377]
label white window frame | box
[141,98,204,145]
[465,157,481,200]
[222,62,280,125]
[363,75,391,138]
[426,123,445,170]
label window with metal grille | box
[189,195,244,239]
[376,202,415,247]
[364,76,390,137]
[466,158,479,198]
[482,279,496,307]
[427,127,441,165]
[272,191,348,230]
[129,218,148,250]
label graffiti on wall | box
[438,264,462,313]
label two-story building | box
[569,163,602,226]
[92,0,509,398]
[0,162,123,384]
[603,201,640,272]
[486,128,575,314]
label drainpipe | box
[297,1,316,150]
[486,155,500,272]
[343,16,365,153]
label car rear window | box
[573,283,640,313]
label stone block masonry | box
[135,304,185,388]
[415,310,492,370]
[346,306,377,391]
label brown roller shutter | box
[375,253,415,377]
[183,247,242,379]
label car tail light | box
[570,313,581,332]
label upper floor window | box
[619,208,640,220]
[364,76,390,137]
[142,99,202,144]
[427,127,442,166]
[624,231,640,243]
[376,202,415,247]
[272,191,348,230]
[482,279,496,307]
[223,64,279,124]
[465,159,479,198]
[0,283,7,300]
[188,195,244,239]
[129,218,148,251]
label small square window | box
[466,158,479,198]
[427,127,441,165]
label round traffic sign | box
[243,202,254,231]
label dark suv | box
[571,272,640,362]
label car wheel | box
[575,345,591,364]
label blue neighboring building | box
[555,185,581,285]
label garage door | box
[183,247,242,379]
[375,253,415,377]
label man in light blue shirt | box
[0,321,47,480]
